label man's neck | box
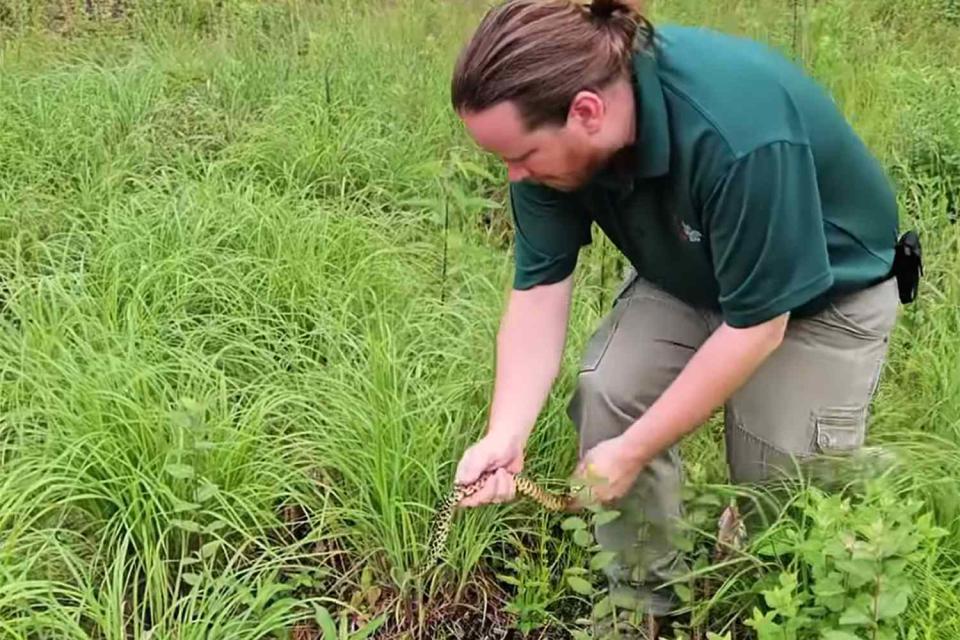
[602,75,639,171]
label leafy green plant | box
[556,466,950,640]
[310,604,386,640]
[743,479,949,640]
[497,554,562,636]
[556,499,650,640]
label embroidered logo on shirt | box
[682,222,703,243]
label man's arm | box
[457,179,587,505]
[619,313,788,465]
[487,274,575,447]
[577,142,833,499]
[629,140,830,451]
[621,141,826,458]
[455,274,575,505]
[576,313,788,502]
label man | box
[448,0,910,635]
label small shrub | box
[557,472,948,639]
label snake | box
[427,470,581,564]
[427,470,747,565]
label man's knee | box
[567,368,636,452]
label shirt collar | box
[630,49,671,179]
[590,47,671,190]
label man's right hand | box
[454,433,525,507]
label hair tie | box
[588,0,618,19]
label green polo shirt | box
[509,25,899,328]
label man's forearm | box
[486,278,573,445]
[620,314,789,463]
[486,321,561,445]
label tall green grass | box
[0,0,958,637]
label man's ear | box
[567,90,605,133]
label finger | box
[455,450,481,485]
[458,478,487,507]
[458,474,496,508]
[466,482,500,507]
[493,469,515,503]
[505,469,517,501]
[480,470,504,505]
[489,470,505,503]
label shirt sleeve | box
[509,180,591,290]
[704,141,834,328]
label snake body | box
[428,471,579,563]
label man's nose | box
[506,163,529,182]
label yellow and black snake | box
[427,470,581,564]
[427,470,747,563]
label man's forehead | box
[461,101,536,152]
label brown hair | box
[451,0,654,129]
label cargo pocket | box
[814,405,867,454]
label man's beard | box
[544,147,610,192]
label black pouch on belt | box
[892,230,923,304]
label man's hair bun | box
[587,0,641,20]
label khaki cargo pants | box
[567,269,900,617]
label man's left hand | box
[573,435,647,504]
